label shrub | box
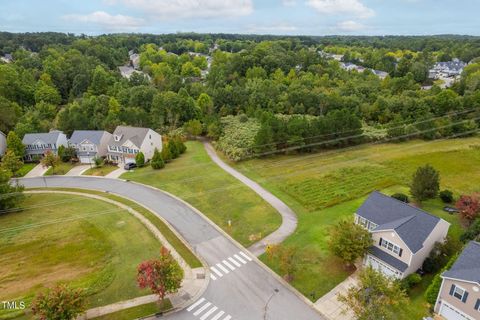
[400,273,422,292]
[460,217,480,243]
[422,237,461,273]
[184,119,203,136]
[168,141,179,159]
[439,190,454,203]
[93,157,104,168]
[31,284,86,320]
[456,194,480,224]
[391,193,409,203]
[151,148,165,170]
[135,152,145,167]
[425,254,458,305]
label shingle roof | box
[442,241,480,284]
[22,131,64,145]
[70,130,109,145]
[357,191,444,253]
[108,126,150,148]
[369,246,409,272]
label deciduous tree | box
[328,220,372,267]
[410,164,440,201]
[1,150,23,174]
[41,151,60,175]
[456,194,480,224]
[6,131,25,158]
[31,284,86,320]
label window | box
[449,284,468,302]
[356,216,377,231]
[475,298,480,311]
[379,238,402,256]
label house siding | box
[139,129,162,161]
[370,230,412,266]
[436,278,480,319]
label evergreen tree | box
[135,152,145,167]
[151,148,165,170]
[1,150,23,174]
[410,164,440,201]
[161,143,172,163]
[168,140,179,159]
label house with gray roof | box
[355,191,450,279]
[69,130,112,164]
[22,130,68,161]
[0,131,6,157]
[434,241,480,320]
[106,126,162,164]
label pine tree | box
[151,148,165,170]
[135,152,145,167]
[410,164,440,201]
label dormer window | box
[114,134,123,142]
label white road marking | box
[210,266,223,277]
[239,251,252,261]
[200,306,218,320]
[187,298,205,312]
[210,311,225,320]
[194,302,212,316]
[210,273,217,280]
[228,257,241,267]
[216,263,229,274]
[222,260,235,271]
[223,315,232,320]
[234,254,247,264]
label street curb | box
[127,180,328,319]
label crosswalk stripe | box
[222,260,235,271]
[193,302,212,316]
[210,266,223,277]
[228,257,241,267]
[234,254,247,264]
[216,263,229,274]
[210,273,217,280]
[210,311,225,320]
[200,306,218,320]
[187,298,206,312]
[239,251,252,261]
[223,315,232,320]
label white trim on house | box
[438,300,474,320]
[365,254,403,279]
[441,277,480,286]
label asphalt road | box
[203,141,298,256]
[18,176,323,320]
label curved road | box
[202,141,298,256]
[18,176,322,320]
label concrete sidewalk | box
[65,165,90,176]
[24,163,49,177]
[314,273,358,320]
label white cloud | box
[282,0,297,6]
[335,20,366,32]
[307,0,375,19]
[108,0,253,19]
[64,11,144,30]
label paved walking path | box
[202,141,298,256]
[105,166,126,178]
[65,165,90,176]
[24,163,49,177]
[314,273,358,320]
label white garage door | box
[439,302,472,320]
[79,156,94,164]
[366,255,398,278]
[124,157,136,164]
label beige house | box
[434,241,480,320]
[355,191,450,279]
[106,126,162,164]
[69,130,112,164]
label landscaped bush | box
[439,190,454,203]
[391,193,409,203]
[94,157,104,168]
[422,237,461,273]
[425,254,458,305]
[460,217,480,243]
[400,273,422,292]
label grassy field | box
[44,162,76,175]
[14,163,36,177]
[122,141,280,247]
[230,137,480,314]
[0,193,166,319]
[83,165,118,176]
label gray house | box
[69,130,112,164]
[355,191,450,279]
[435,241,480,320]
[22,130,68,161]
[0,131,6,157]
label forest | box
[1,32,480,161]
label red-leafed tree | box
[456,194,480,224]
[31,284,86,320]
[137,247,184,301]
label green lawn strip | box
[82,165,118,176]
[0,193,161,319]
[44,162,76,175]
[92,300,172,320]
[121,141,281,247]
[26,187,201,268]
[14,163,36,177]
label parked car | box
[443,206,459,214]
[124,162,137,170]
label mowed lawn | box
[232,137,480,305]
[83,164,118,176]
[0,193,163,319]
[44,162,76,175]
[121,141,280,247]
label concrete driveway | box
[65,165,91,176]
[24,163,49,177]
[18,176,324,320]
[203,141,298,256]
[314,273,358,320]
[105,166,125,178]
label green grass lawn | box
[44,162,76,175]
[121,141,281,247]
[92,300,172,320]
[0,193,166,319]
[83,165,118,176]
[14,163,36,177]
[230,137,479,315]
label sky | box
[0,0,479,36]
